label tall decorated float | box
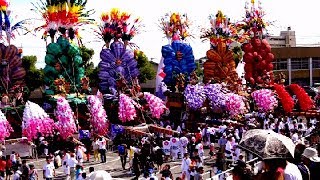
[97,9,171,137]
[31,0,95,139]
[159,12,197,129]
[0,0,31,138]
[238,0,315,117]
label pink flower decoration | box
[252,89,278,112]
[0,110,13,141]
[144,92,166,119]
[22,101,55,140]
[118,94,137,122]
[55,97,77,139]
[87,95,109,136]
[225,93,247,117]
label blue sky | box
[8,0,320,68]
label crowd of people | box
[0,111,319,180]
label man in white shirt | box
[43,157,55,180]
[67,153,78,180]
[284,161,303,180]
[181,153,191,176]
[98,137,107,163]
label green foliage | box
[134,50,156,83]
[86,66,99,88]
[21,55,44,92]
[195,61,203,77]
[80,46,95,69]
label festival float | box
[32,0,95,138]
[0,0,32,138]
[159,12,197,129]
[237,0,315,117]
[97,9,170,137]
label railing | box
[204,157,260,180]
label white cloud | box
[8,0,320,68]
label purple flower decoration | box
[184,84,206,110]
[204,84,227,111]
[98,41,139,93]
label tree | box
[80,46,95,69]
[22,55,44,93]
[79,46,99,88]
[134,50,156,83]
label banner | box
[79,130,90,139]
[155,57,166,100]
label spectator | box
[98,137,107,163]
[92,138,100,162]
[87,167,94,179]
[301,147,320,180]
[28,164,38,180]
[12,169,21,180]
[42,157,55,180]
[10,152,16,167]
[67,153,78,180]
[20,160,29,180]
[118,144,127,170]
[5,155,12,180]
[0,156,6,179]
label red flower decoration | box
[274,84,294,113]
[288,84,314,111]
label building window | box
[273,59,287,70]
[312,58,320,69]
[291,58,309,70]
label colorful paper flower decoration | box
[161,41,196,86]
[33,0,94,42]
[204,83,228,111]
[144,92,166,119]
[288,84,314,111]
[55,97,76,139]
[22,101,55,140]
[87,95,109,136]
[0,0,31,44]
[238,0,269,37]
[274,84,294,113]
[225,93,247,117]
[160,12,191,40]
[118,94,137,122]
[184,84,206,110]
[0,109,13,141]
[98,41,139,94]
[201,10,239,47]
[98,8,141,43]
[251,89,278,112]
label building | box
[267,27,296,47]
[272,47,320,86]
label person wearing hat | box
[302,147,320,180]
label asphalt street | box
[27,150,215,180]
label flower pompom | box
[87,95,109,136]
[118,94,137,122]
[288,84,314,111]
[204,84,227,111]
[274,84,294,113]
[22,101,55,140]
[225,93,247,117]
[144,92,167,119]
[55,97,77,139]
[252,89,278,112]
[184,84,206,110]
[0,110,13,141]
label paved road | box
[26,150,214,180]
